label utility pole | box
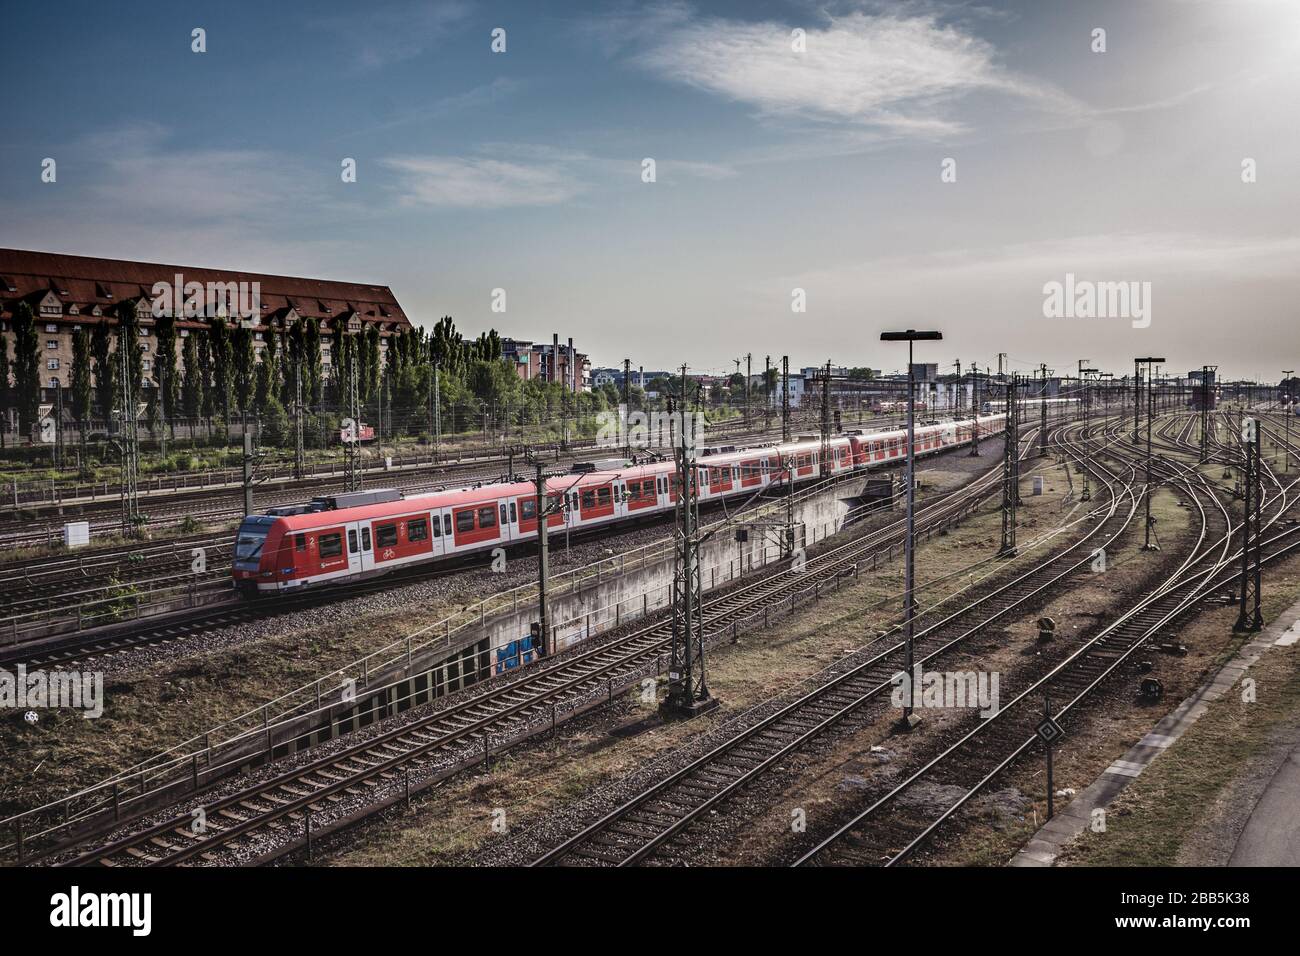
[1199,365,1217,464]
[763,355,772,430]
[622,357,632,458]
[781,356,791,443]
[1133,359,1141,442]
[432,360,441,461]
[745,352,752,431]
[662,364,717,718]
[881,330,942,731]
[953,360,963,415]
[1078,366,1098,501]
[118,340,141,536]
[533,459,555,655]
[999,374,1020,557]
[1283,370,1294,472]
[344,354,362,493]
[293,360,305,480]
[968,361,981,456]
[1235,417,1263,632]
[1039,363,1050,456]
[242,429,257,516]
[1135,357,1165,548]
[54,383,65,469]
[819,360,833,475]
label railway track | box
[794,418,1297,866]
[0,418,846,550]
[527,421,1143,866]
[9,429,1023,866]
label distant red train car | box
[233,414,1005,594]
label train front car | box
[232,514,283,596]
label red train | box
[232,414,1004,595]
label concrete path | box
[1228,741,1300,865]
[1010,597,1300,867]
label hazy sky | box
[2,0,1297,381]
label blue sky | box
[2,0,1298,380]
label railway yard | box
[4,393,1298,880]
[9,1,1300,940]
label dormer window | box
[96,282,113,300]
[0,277,15,293]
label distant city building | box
[500,334,589,392]
[909,363,939,382]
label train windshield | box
[235,525,269,561]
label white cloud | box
[633,10,1084,136]
[309,0,472,72]
[381,155,586,208]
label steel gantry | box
[117,338,141,536]
[1199,364,1218,465]
[998,374,1022,558]
[968,361,982,456]
[663,366,718,718]
[1235,416,1264,632]
[343,356,363,494]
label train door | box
[499,500,513,545]
[343,523,363,577]
[434,508,452,555]
[353,522,373,571]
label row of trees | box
[1,303,641,451]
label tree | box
[91,320,116,426]
[355,324,372,404]
[115,302,144,399]
[70,325,92,456]
[196,327,215,436]
[0,328,9,449]
[256,325,278,409]
[364,322,381,405]
[154,315,179,439]
[10,301,40,436]
[209,317,232,439]
[303,318,322,407]
[182,331,202,435]
[231,324,255,434]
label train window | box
[375,524,398,548]
[295,533,306,552]
[596,487,611,506]
[409,518,429,542]
[520,497,537,520]
[477,507,496,529]
[456,511,475,533]
[319,532,343,559]
[581,490,595,510]
[431,515,440,537]
[361,528,371,551]
[500,503,508,525]
[348,529,358,553]
[509,502,517,523]
[443,514,452,536]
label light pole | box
[881,329,942,731]
[1284,370,1294,471]
[1136,357,1166,551]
